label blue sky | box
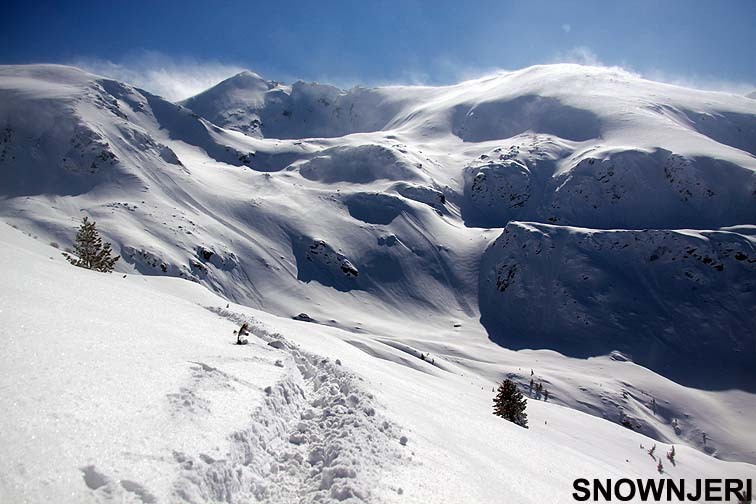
[2,0,755,99]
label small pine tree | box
[493,379,528,428]
[63,217,119,272]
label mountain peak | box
[179,69,272,104]
[228,69,266,82]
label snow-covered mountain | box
[1,63,755,501]
[179,71,418,140]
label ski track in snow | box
[166,308,408,503]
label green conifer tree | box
[493,379,528,428]
[63,217,120,272]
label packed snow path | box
[170,309,406,503]
[76,309,406,504]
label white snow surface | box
[0,63,755,502]
[0,224,405,503]
[1,224,754,503]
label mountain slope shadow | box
[343,192,410,225]
[478,222,756,392]
[452,95,601,143]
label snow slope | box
[1,62,755,480]
[2,224,754,504]
[0,223,404,503]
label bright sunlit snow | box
[0,61,754,503]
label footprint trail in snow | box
[170,308,410,503]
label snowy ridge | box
[179,72,423,140]
[462,142,754,229]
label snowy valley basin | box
[0,63,755,503]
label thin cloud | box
[72,52,244,101]
[70,50,754,99]
[561,24,571,34]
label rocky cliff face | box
[479,222,756,389]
